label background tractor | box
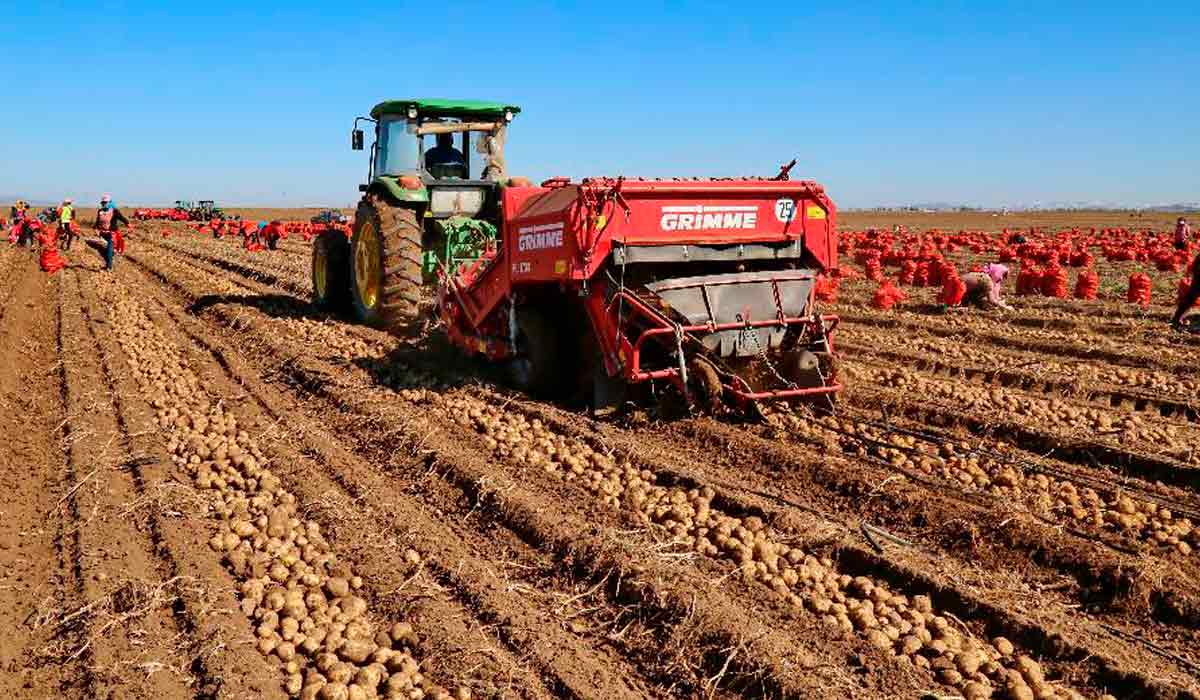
[314,98,841,414]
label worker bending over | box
[960,263,1013,311]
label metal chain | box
[743,317,796,390]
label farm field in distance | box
[1,208,1198,700]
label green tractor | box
[311,98,521,334]
[193,200,225,221]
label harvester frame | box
[313,98,842,414]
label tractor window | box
[375,117,419,176]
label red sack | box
[939,268,966,306]
[912,261,929,287]
[814,275,839,303]
[1016,266,1042,296]
[1154,252,1181,272]
[871,279,906,310]
[863,256,883,282]
[1127,272,1152,307]
[898,260,917,285]
[113,229,126,254]
[1040,264,1068,298]
[38,232,65,274]
[1073,269,1099,300]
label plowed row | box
[1,223,1197,700]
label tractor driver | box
[424,132,466,177]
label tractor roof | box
[370,99,521,121]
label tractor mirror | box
[351,129,364,151]
[358,184,368,192]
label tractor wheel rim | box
[313,244,328,298]
[355,220,381,309]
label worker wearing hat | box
[93,194,130,271]
[58,198,77,250]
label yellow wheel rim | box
[355,219,381,310]
[313,243,328,298]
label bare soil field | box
[1,210,1198,700]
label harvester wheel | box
[312,230,350,311]
[508,308,561,397]
[350,196,423,335]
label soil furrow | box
[120,258,663,700]
[126,235,1185,700]
[125,237,922,698]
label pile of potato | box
[434,396,1107,699]
[278,318,380,359]
[847,364,1196,464]
[845,327,1199,400]
[772,411,1198,557]
[97,276,470,700]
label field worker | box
[961,263,1013,311]
[1171,251,1200,330]
[93,194,130,271]
[1176,218,1192,251]
[58,199,77,250]
[14,202,36,248]
[424,132,465,174]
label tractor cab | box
[352,99,520,222]
[314,98,523,334]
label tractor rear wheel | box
[312,230,350,311]
[508,308,562,397]
[350,196,423,335]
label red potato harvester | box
[437,176,842,414]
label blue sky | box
[1,1,1196,208]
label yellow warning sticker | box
[554,259,567,274]
[806,206,826,220]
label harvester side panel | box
[501,179,838,286]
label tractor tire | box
[312,230,351,311]
[507,307,562,397]
[350,196,423,335]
